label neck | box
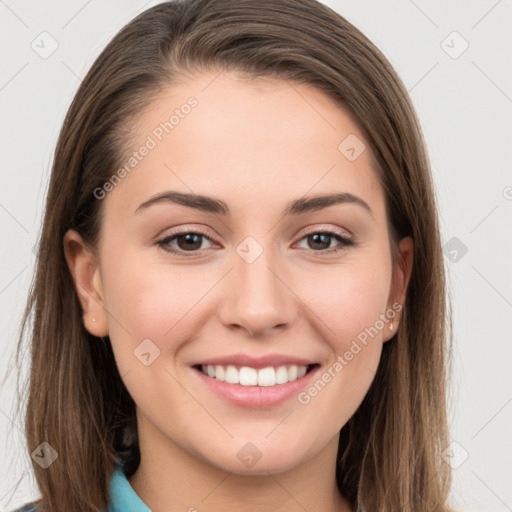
[128,416,353,512]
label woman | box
[12,0,454,510]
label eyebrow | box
[135,191,373,218]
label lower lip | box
[191,365,320,408]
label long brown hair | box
[11,0,454,510]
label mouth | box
[192,363,320,387]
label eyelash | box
[156,226,355,257]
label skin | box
[64,70,413,512]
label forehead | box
[105,70,385,223]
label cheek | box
[98,247,210,368]
[299,262,390,412]
[293,260,390,416]
[299,259,391,350]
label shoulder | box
[10,503,39,512]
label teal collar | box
[108,463,151,511]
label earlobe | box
[384,236,413,342]
[63,229,109,337]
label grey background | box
[1,0,511,510]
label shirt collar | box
[107,463,151,512]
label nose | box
[217,246,297,338]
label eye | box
[156,227,356,257]
[295,230,355,254]
[156,228,215,255]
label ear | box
[63,229,109,337]
[383,236,413,342]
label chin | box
[200,442,308,476]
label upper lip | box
[191,354,318,369]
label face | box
[65,70,412,476]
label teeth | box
[287,365,297,382]
[240,366,258,385]
[200,364,310,386]
[276,366,288,384]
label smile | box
[197,364,316,387]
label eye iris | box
[177,233,202,251]
[308,233,331,250]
